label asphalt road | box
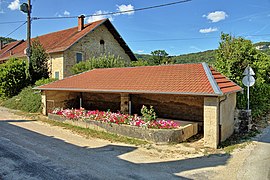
[237,126,270,180]
[0,107,230,180]
[0,107,269,180]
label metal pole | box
[247,85,250,110]
[26,0,31,81]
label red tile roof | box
[0,19,136,61]
[35,63,242,96]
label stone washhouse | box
[35,63,242,148]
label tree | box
[30,39,50,83]
[71,54,128,74]
[150,50,169,65]
[0,58,30,98]
[215,33,270,118]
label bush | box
[71,54,129,74]
[35,78,57,87]
[141,105,157,122]
[3,86,42,113]
[0,58,30,98]
[215,33,270,119]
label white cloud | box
[8,0,20,10]
[137,50,144,53]
[86,10,113,23]
[63,10,70,16]
[116,4,134,15]
[203,11,228,23]
[199,27,218,33]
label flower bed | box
[52,108,179,129]
[49,108,198,144]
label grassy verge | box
[12,110,148,146]
[219,130,260,153]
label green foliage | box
[215,33,270,118]
[173,50,216,65]
[131,59,149,67]
[0,58,30,98]
[71,54,128,74]
[150,50,169,65]
[30,39,50,83]
[0,37,16,44]
[35,78,57,87]
[141,105,157,122]
[3,86,42,113]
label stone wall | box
[220,93,237,141]
[203,97,219,148]
[131,94,204,121]
[43,90,79,114]
[82,92,120,112]
[63,24,132,77]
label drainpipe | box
[218,95,227,145]
[79,92,83,108]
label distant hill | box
[135,50,216,65]
[0,37,17,45]
[254,42,270,55]
[135,41,270,65]
[171,50,216,65]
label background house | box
[35,63,242,148]
[0,15,136,79]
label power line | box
[0,20,26,25]
[4,21,27,38]
[34,0,191,20]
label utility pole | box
[20,0,32,81]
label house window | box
[100,40,105,54]
[54,71,59,80]
[76,52,83,63]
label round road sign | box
[242,75,255,87]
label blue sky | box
[1,0,270,55]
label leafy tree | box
[150,50,169,65]
[215,33,270,118]
[71,54,128,74]
[0,58,30,98]
[30,39,50,83]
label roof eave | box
[33,87,220,96]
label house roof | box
[0,19,136,62]
[35,63,242,96]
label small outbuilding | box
[35,63,242,148]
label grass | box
[219,130,260,153]
[13,111,149,146]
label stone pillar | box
[41,91,47,115]
[120,93,130,114]
[204,97,219,149]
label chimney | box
[0,40,3,50]
[78,15,85,31]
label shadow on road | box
[0,119,231,179]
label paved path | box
[0,107,230,180]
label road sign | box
[242,75,255,87]
[243,66,255,76]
